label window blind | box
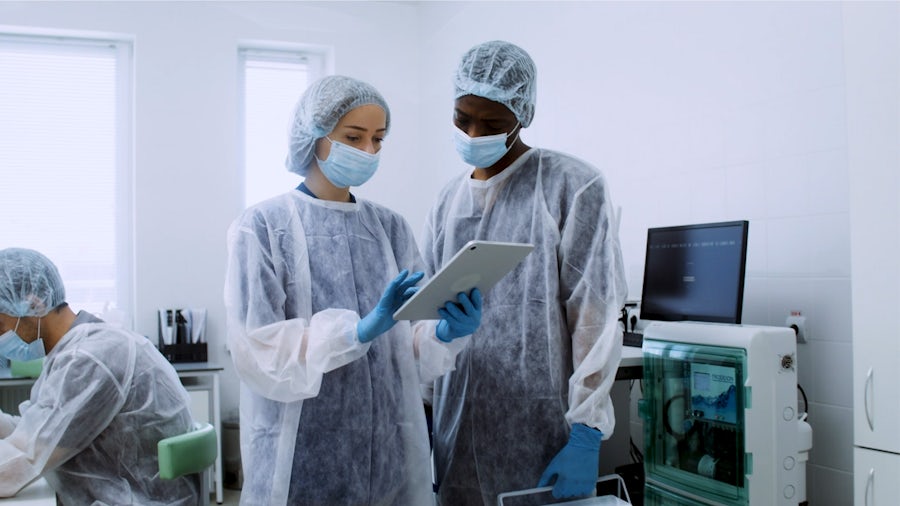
[0,33,133,321]
[240,47,325,207]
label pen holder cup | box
[159,342,208,363]
[157,308,207,363]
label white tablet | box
[393,240,534,321]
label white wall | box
[0,0,421,423]
[415,2,853,504]
[3,3,892,504]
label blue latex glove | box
[538,423,603,499]
[435,288,482,343]
[357,270,424,343]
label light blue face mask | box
[315,137,380,188]
[453,123,520,168]
[0,318,45,362]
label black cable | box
[626,378,644,463]
[662,394,689,441]
[797,383,809,416]
[629,436,644,463]
[619,306,629,332]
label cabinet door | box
[853,338,900,452]
[847,0,900,453]
[854,447,900,506]
[850,130,900,451]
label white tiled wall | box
[412,2,856,503]
[1,1,872,504]
[592,4,853,505]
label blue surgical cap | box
[0,248,66,318]
[286,75,391,176]
[453,40,537,128]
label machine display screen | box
[690,363,738,425]
[640,220,749,324]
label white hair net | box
[453,40,537,128]
[0,248,65,318]
[286,75,391,176]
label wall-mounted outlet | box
[786,311,807,343]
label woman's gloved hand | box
[357,269,424,343]
[537,423,603,499]
[435,288,482,342]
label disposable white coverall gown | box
[0,311,197,504]
[424,148,627,505]
[225,191,463,505]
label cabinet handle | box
[865,367,874,431]
[865,467,874,506]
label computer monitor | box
[639,220,749,324]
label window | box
[0,30,133,322]
[239,45,327,207]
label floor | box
[218,488,241,505]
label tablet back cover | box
[393,240,534,321]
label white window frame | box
[238,41,331,207]
[0,26,134,326]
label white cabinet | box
[854,447,900,506]
[846,3,900,502]
[850,142,900,452]
[848,62,900,452]
[852,311,900,453]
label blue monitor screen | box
[639,220,749,324]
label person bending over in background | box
[423,40,628,505]
[224,75,482,505]
[0,247,197,504]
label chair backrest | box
[158,422,217,505]
[10,357,43,378]
[158,422,217,479]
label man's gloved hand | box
[435,288,482,343]
[537,423,603,499]
[357,269,423,343]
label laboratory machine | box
[638,321,812,505]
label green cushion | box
[158,423,218,480]
[10,358,43,378]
